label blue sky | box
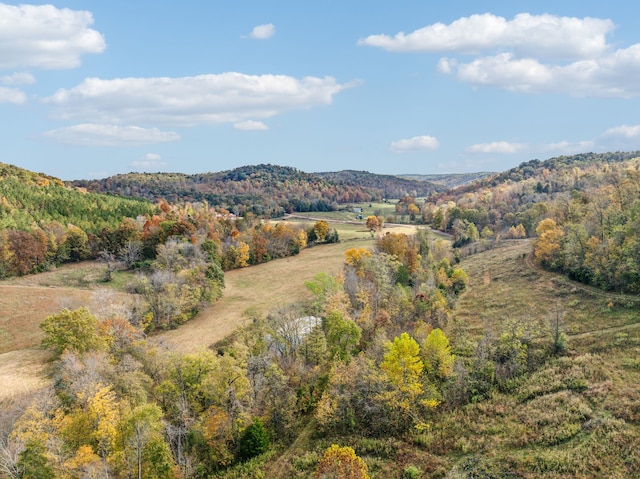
[2,1,640,180]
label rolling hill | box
[70,164,441,216]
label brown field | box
[0,285,94,354]
[0,349,51,400]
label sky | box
[2,1,640,180]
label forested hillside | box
[0,162,155,233]
[0,162,157,277]
[422,151,640,292]
[71,164,439,216]
[313,170,439,199]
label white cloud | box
[248,23,276,40]
[131,153,168,170]
[391,135,439,152]
[358,13,613,59]
[0,86,26,104]
[1,72,35,85]
[591,124,640,150]
[233,120,269,130]
[466,141,525,154]
[361,13,640,98]
[450,46,640,97]
[44,73,350,126]
[602,124,640,139]
[43,124,180,146]
[540,140,595,155]
[0,3,105,70]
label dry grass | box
[453,239,640,342]
[0,285,94,354]
[0,349,51,401]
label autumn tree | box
[365,215,379,233]
[534,218,564,269]
[422,328,455,381]
[380,333,424,411]
[40,308,105,358]
[313,220,330,242]
[379,332,439,429]
[314,444,370,479]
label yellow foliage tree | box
[422,328,455,380]
[380,332,424,412]
[314,444,370,479]
[534,218,564,268]
[344,247,372,269]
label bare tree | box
[119,240,142,269]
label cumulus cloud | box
[0,86,26,104]
[1,72,36,85]
[359,13,613,59]
[43,73,350,126]
[601,124,640,139]
[466,141,525,154]
[43,124,180,146]
[593,124,640,150]
[233,120,269,130]
[0,3,105,70]
[452,46,640,97]
[360,13,640,98]
[248,23,276,40]
[391,135,439,152]
[131,153,168,170]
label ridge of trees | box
[397,171,494,189]
[70,164,441,217]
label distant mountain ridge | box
[70,164,442,216]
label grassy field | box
[285,201,397,223]
[454,240,640,340]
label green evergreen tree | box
[237,417,270,461]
